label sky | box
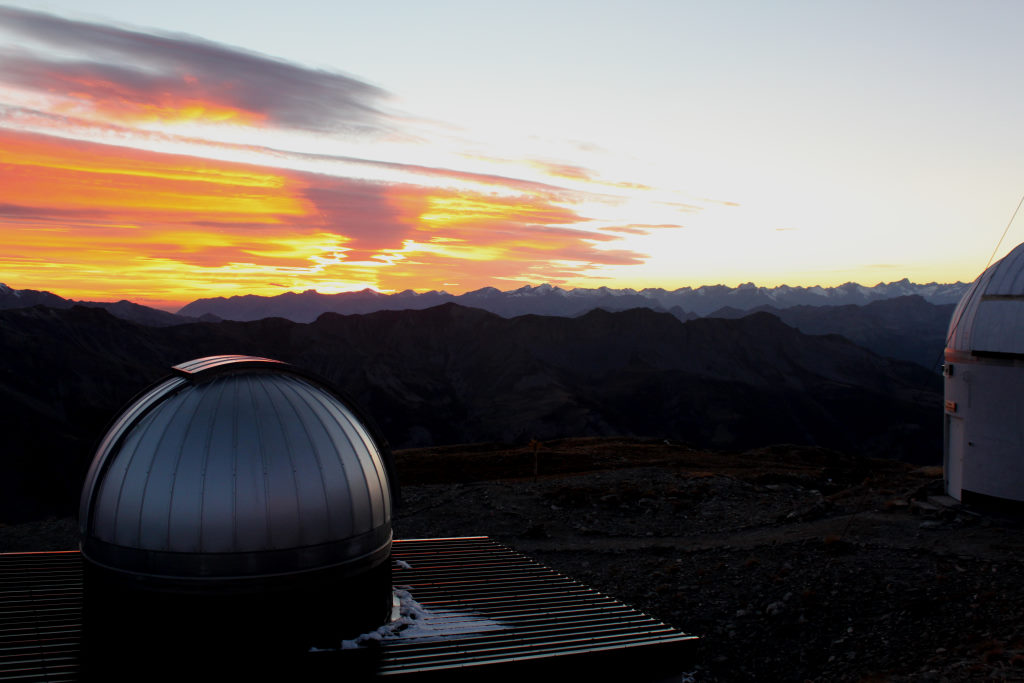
[2,1,1024,311]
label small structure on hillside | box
[78,355,396,672]
[944,242,1024,507]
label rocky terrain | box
[9,438,1021,681]
[390,439,1024,682]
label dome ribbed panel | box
[273,379,351,540]
[947,242,1024,354]
[947,269,990,352]
[295,385,374,535]
[106,395,184,548]
[165,377,226,553]
[135,383,206,551]
[231,375,270,550]
[984,243,1024,295]
[260,376,331,548]
[83,368,392,563]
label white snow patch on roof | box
[311,587,507,652]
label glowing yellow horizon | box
[0,5,1001,313]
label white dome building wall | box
[944,241,1024,505]
[945,361,1024,501]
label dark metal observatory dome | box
[80,355,393,578]
[78,355,396,669]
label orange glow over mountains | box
[5,4,989,310]
[0,6,710,309]
[0,124,638,309]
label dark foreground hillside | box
[0,303,940,523]
[709,295,955,369]
[5,438,1021,681]
[392,439,1024,682]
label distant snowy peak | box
[649,280,968,315]
[510,283,559,296]
[176,279,971,322]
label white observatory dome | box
[945,243,1024,506]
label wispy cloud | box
[0,6,717,307]
[0,127,646,303]
[527,159,595,181]
[0,6,387,132]
[600,223,685,236]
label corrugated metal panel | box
[947,242,1024,354]
[0,539,697,680]
[0,552,81,683]
[371,537,698,678]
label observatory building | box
[0,355,698,680]
[945,242,1024,507]
[78,355,396,665]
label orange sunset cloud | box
[0,6,691,309]
[0,125,645,307]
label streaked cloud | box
[527,159,594,181]
[0,127,648,305]
[0,104,575,198]
[0,5,386,132]
[601,223,685,236]
[0,6,711,308]
[0,128,306,221]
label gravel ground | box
[391,439,1024,682]
[5,438,1023,681]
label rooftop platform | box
[0,537,697,681]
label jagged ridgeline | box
[175,280,968,322]
[0,281,960,368]
[2,281,969,325]
[0,303,940,523]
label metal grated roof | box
[0,551,80,682]
[0,538,697,681]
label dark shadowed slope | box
[0,283,214,326]
[707,295,955,368]
[0,303,940,523]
